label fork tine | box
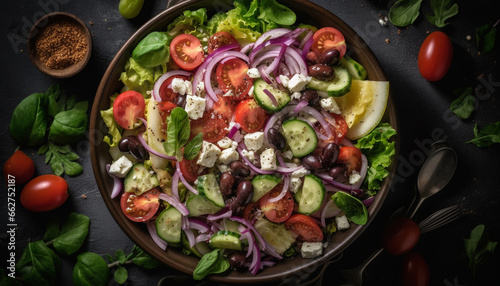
[419,205,461,234]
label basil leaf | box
[114,266,128,284]
[9,92,48,146]
[331,192,368,225]
[463,224,497,276]
[467,122,500,147]
[450,87,476,119]
[43,213,90,256]
[16,240,60,286]
[73,252,111,286]
[389,0,423,27]
[132,31,172,68]
[184,133,204,160]
[114,250,126,265]
[426,0,458,28]
[48,109,88,145]
[476,24,497,53]
[46,84,62,118]
[129,245,161,269]
[38,142,83,176]
[164,107,190,161]
[193,249,229,280]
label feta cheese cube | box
[185,95,206,120]
[108,156,133,178]
[279,75,290,88]
[260,148,277,171]
[217,137,233,149]
[248,85,255,98]
[291,91,302,101]
[244,132,264,151]
[196,81,205,96]
[171,78,192,95]
[320,97,341,114]
[217,163,230,173]
[241,149,255,162]
[300,242,323,259]
[231,141,239,150]
[282,150,294,160]
[349,170,362,184]
[218,148,239,164]
[288,74,310,92]
[291,167,309,178]
[247,68,261,79]
[335,215,350,230]
[196,141,221,168]
[290,177,303,194]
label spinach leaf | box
[9,92,48,146]
[450,87,476,119]
[132,31,172,68]
[463,224,497,276]
[16,240,60,286]
[46,84,62,117]
[128,245,161,269]
[48,109,88,145]
[184,133,203,160]
[467,122,500,147]
[389,0,423,27]
[426,0,458,28]
[43,213,90,256]
[114,250,127,264]
[164,107,191,161]
[73,252,110,286]
[38,142,83,176]
[114,266,128,284]
[193,249,229,280]
[476,23,497,53]
[331,192,368,225]
[259,0,296,26]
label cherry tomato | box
[170,34,204,71]
[383,217,421,256]
[20,175,68,212]
[190,112,229,143]
[158,75,189,102]
[158,101,177,124]
[212,95,236,122]
[318,113,349,143]
[120,187,161,222]
[207,31,240,54]
[401,252,430,286]
[234,99,267,133]
[113,90,146,129]
[311,27,347,59]
[337,146,362,174]
[259,183,294,223]
[178,157,200,183]
[284,214,324,242]
[216,58,253,101]
[418,31,453,81]
[243,202,262,222]
[3,149,35,185]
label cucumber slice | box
[124,163,160,195]
[281,119,318,158]
[209,231,242,251]
[340,55,367,80]
[307,65,352,97]
[224,220,242,234]
[181,229,211,258]
[297,174,325,214]
[251,174,281,202]
[197,173,224,207]
[254,218,296,255]
[156,207,182,245]
[253,79,291,113]
[186,195,222,217]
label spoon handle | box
[405,196,425,219]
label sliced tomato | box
[113,90,146,129]
[212,95,236,122]
[234,99,267,133]
[207,31,240,54]
[120,188,161,222]
[337,146,362,174]
[158,101,177,124]
[170,34,204,71]
[178,157,200,183]
[259,183,294,223]
[159,75,189,103]
[243,202,262,222]
[318,113,349,143]
[216,58,253,101]
[284,214,324,242]
[311,27,347,60]
[190,111,229,143]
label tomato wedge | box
[207,31,240,54]
[337,146,362,174]
[259,183,294,223]
[216,58,253,101]
[190,111,229,143]
[311,27,347,59]
[212,95,236,122]
[234,99,267,133]
[284,214,324,242]
[178,157,200,183]
[113,90,146,129]
[243,202,262,222]
[170,34,204,71]
[318,113,349,143]
[159,75,189,103]
[158,101,177,124]
[120,188,161,222]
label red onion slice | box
[207,209,232,221]
[263,241,282,259]
[105,164,124,199]
[362,196,374,207]
[195,233,210,243]
[276,165,306,174]
[228,123,241,139]
[268,175,290,203]
[204,51,249,102]
[237,147,274,175]
[188,218,210,233]
[137,132,176,160]
[183,228,196,248]
[294,100,309,113]
[229,216,266,251]
[263,89,278,107]
[249,239,261,275]
[175,161,199,195]
[153,70,192,102]
[240,230,254,258]
[301,106,333,138]
[301,35,314,60]
[320,199,334,228]
[240,43,254,54]
[159,193,189,216]
[147,220,168,250]
[299,30,313,49]
[171,167,180,200]
[253,28,291,49]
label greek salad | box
[101,0,396,278]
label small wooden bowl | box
[28,12,92,78]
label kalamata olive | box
[308,64,335,81]
[226,197,243,216]
[230,161,251,177]
[302,154,323,170]
[319,49,340,65]
[118,136,148,160]
[306,51,319,64]
[174,95,186,108]
[329,164,348,183]
[300,90,320,106]
[228,252,247,269]
[219,172,235,198]
[236,181,253,205]
[267,127,286,151]
[322,143,340,167]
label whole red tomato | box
[418,31,453,81]
[20,175,69,212]
[3,149,35,185]
[401,252,430,286]
[383,217,421,255]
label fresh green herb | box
[323,220,338,237]
[38,142,83,176]
[132,31,172,68]
[389,0,423,27]
[184,133,204,160]
[9,92,48,146]
[73,252,111,286]
[258,0,296,26]
[46,83,63,117]
[101,101,123,147]
[426,0,458,28]
[126,245,161,269]
[467,122,500,147]
[102,245,160,284]
[16,240,61,286]
[48,109,88,145]
[193,249,230,280]
[282,246,297,258]
[331,192,368,225]
[450,87,476,119]
[476,23,497,53]
[43,213,90,256]
[164,107,191,161]
[120,57,166,97]
[463,224,497,276]
[114,266,128,284]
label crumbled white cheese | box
[320,97,341,114]
[223,90,234,97]
[109,156,133,178]
[260,148,277,171]
[217,163,230,173]
[185,95,206,120]
[217,137,233,149]
[231,141,239,150]
[317,91,329,98]
[197,141,221,168]
[241,149,255,162]
[218,148,240,165]
[247,68,261,79]
[279,75,290,88]
[298,111,318,124]
[171,78,192,95]
[282,150,294,160]
[289,177,302,194]
[301,242,323,259]
[291,91,302,101]
[349,170,362,184]
[244,132,264,151]
[248,85,255,98]
[288,74,310,92]
[196,81,205,96]
[291,167,309,178]
[335,215,350,231]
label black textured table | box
[1,0,499,285]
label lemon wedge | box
[335,79,390,140]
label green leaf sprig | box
[467,121,500,147]
[476,21,498,53]
[38,142,83,176]
[389,0,424,27]
[184,133,203,160]
[426,0,458,28]
[450,87,476,119]
[463,224,497,276]
[193,249,230,280]
[331,192,368,225]
[164,107,191,161]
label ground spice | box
[34,20,88,70]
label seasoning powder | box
[34,20,88,70]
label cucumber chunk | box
[209,230,242,251]
[340,55,367,80]
[124,163,159,195]
[307,65,352,97]
[182,229,211,258]
[297,174,325,214]
[186,195,222,217]
[251,174,282,202]
[253,79,291,113]
[197,173,225,207]
[254,218,296,255]
[281,119,318,158]
[156,207,182,244]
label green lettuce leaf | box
[166,8,210,46]
[119,57,165,97]
[101,105,123,148]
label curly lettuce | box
[119,57,165,97]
